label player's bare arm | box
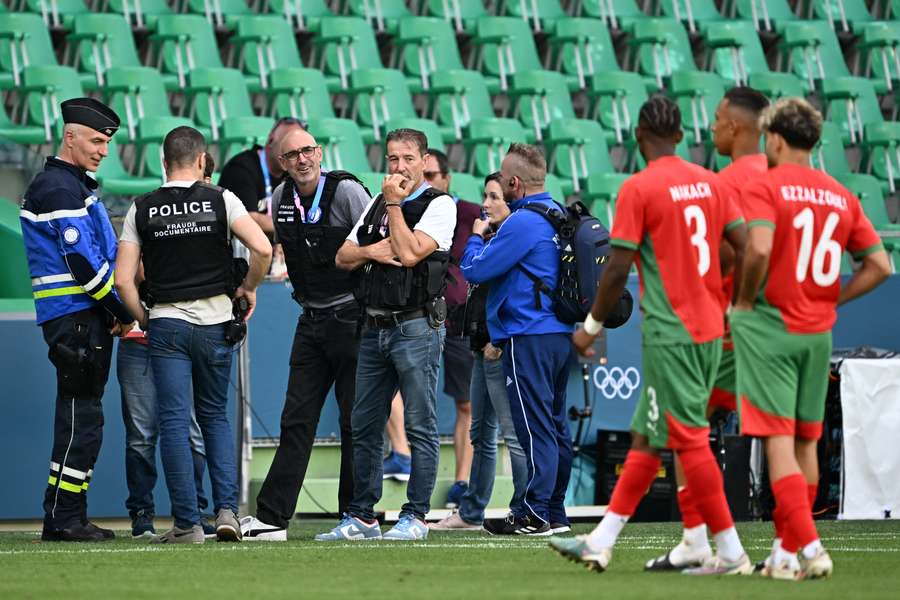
[837,249,891,306]
[734,225,772,311]
[723,222,748,305]
[572,247,635,356]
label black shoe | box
[82,521,115,540]
[131,511,156,539]
[483,513,519,535]
[42,523,107,542]
[514,515,551,536]
[483,513,552,536]
[550,522,572,534]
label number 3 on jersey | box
[683,205,710,276]
[793,207,841,286]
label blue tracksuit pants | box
[502,333,573,524]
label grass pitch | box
[1,519,898,599]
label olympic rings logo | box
[592,366,641,400]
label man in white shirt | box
[315,128,456,542]
[116,126,272,544]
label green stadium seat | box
[135,115,195,178]
[779,20,850,92]
[508,70,575,143]
[587,71,648,146]
[499,0,566,34]
[0,12,58,91]
[449,171,484,204]
[186,0,254,31]
[104,66,175,142]
[471,16,543,93]
[629,18,699,90]
[548,17,622,91]
[307,118,370,173]
[356,171,383,197]
[576,0,645,32]
[634,137,692,170]
[0,101,47,146]
[345,0,412,34]
[858,21,900,95]
[103,0,175,31]
[670,70,726,146]
[21,65,84,144]
[702,20,770,87]
[464,117,529,175]
[747,71,808,100]
[186,67,254,142]
[266,67,335,122]
[313,17,383,92]
[150,14,223,91]
[349,68,417,144]
[394,16,464,94]
[822,76,883,146]
[95,139,161,197]
[658,0,724,35]
[863,121,900,193]
[583,173,630,229]
[545,118,613,196]
[810,121,851,179]
[231,15,303,93]
[263,0,333,33]
[807,0,872,35]
[836,172,900,232]
[423,0,488,35]
[383,117,446,151]
[221,116,276,162]
[66,14,141,92]
[24,0,90,32]
[426,69,494,142]
[545,173,567,203]
[731,0,797,33]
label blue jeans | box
[118,339,209,519]
[349,317,444,521]
[148,318,238,529]
[459,351,529,524]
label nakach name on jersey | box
[740,163,883,334]
[611,156,744,345]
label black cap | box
[603,288,634,330]
[60,97,120,137]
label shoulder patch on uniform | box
[63,226,80,245]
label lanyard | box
[292,174,327,223]
[258,149,272,199]
[402,182,430,203]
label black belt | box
[301,300,358,320]
[365,308,426,329]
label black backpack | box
[518,200,633,328]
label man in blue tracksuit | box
[460,144,573,536]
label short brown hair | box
[505,143,547,184]
[759,97,822,150]
[385,128,428,154]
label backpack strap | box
[515,202,565,310]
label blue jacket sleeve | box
[460,214,535,284]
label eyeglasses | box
[423,170,447,180]
[280,145,319,161]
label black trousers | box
[255,302,359,528]
[40,307,113,529]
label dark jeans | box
[41,307,112,529]
[256,303,359,528]
[118,339,209,519]
[349,317,444,521]
[149,318,237,529]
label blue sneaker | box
[131,510,155,539]
[445,480,468,508]
[314,515,382,542]
[383,451,411,482]
[383,515,429,541]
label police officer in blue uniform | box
[20,97,136,542]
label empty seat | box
[464,118,529,175]
[629,18,698,90]
[185,67,254,142]
[349,68,417,144]
[266,67,335,122]
[426,69,495,142]
[0,12,58,90]
[545,118,614,195]
[307,118,371,173]
[471,16,542,93]
[66,13,141,91]
[548,17,622,91]
[150,14,223,90]
[105,66,175,142]
[313,16,383,92]
[779,20,850,92]
[230,15,303,92]
[394,16,464,93]
[508,70,575,143]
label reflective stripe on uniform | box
[87,272,114,301]
[49,462,89,480]
[32,273,75,286]
[33,285,86,300]
[20,207,89,222]
[47,476,83,494]
[82,262,109,293]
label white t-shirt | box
[346,193,457,251]
[120,181,249,325]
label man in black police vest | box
[116,126,272,544]
[315,128,457,542]
[240,127,372,541]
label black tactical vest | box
[135,182,233,305]
[274,171,368,305]
[355,187,450,311]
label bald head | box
[278,127,322,194]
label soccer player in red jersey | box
[647,87,771,572]
[733,98,891,580]
[550,96,752,575]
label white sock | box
[773,545,799,568]
[771,537,782,556]
[586,511,628,551]
[683,524,710,548]
[801,539,823,560]
[713,527,745,563]
[669,524,709,564]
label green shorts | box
[709,346,737,412]
[730,310,831,440]
[631,340,722,450]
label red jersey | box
[741,163,883,334]
[717,154,768,309]
[612,156,744,345]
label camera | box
[224,296,250,345]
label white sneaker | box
[240,516,287,542]
[799,547,833,580]
[645,539,713,571]
[548,536,612,573]
[682,553,754,576]
[762,557,802,581]
[428,511,481,531]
